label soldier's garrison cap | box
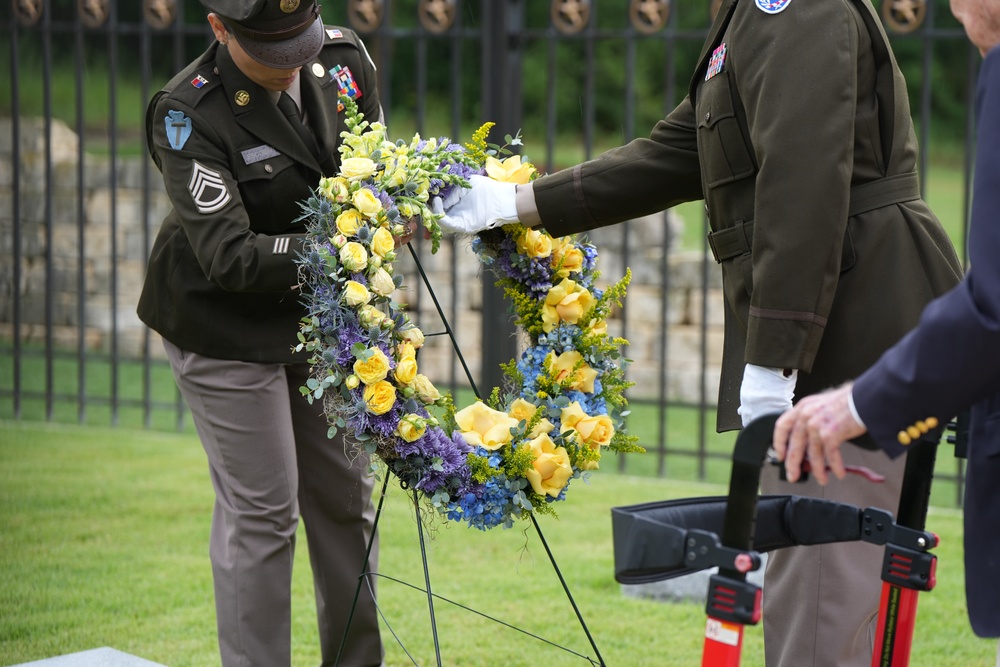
[202,0,324,69]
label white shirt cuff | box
[515,182,542,228]
[847,389,867,429]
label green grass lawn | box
[0,419,994,667]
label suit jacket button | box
[265,164,273,173]
[897,431,912,446]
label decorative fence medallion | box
[144,0,176,29]
[551,0,591,35]
[629,0,670,35]
[78,0,110,28]
[882,0,925,34]
[13,0,43,26]
[418,0,457,34]
[348,0,386,32]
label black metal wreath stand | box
[333,243,606,666]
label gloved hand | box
[738,363,798,428]
[437,175,519,234]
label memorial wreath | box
[294,97,640,530]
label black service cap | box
[203,0,324,69]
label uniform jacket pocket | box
[696,72,756,189]
[232,150,307,233]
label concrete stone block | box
[9,647,167,667]
[621,553,767,604]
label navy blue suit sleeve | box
[852,45,1000,457]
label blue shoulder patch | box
[755,0,792,14]
[164,110,192,150]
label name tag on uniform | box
[241,144,281,165]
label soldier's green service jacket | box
[531,0,963,431]
[138,27,380,363]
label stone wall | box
[0,117,725,404]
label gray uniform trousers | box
[760,445,907,666]
[164,340,383,667]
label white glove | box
[437,175,519,234]
[738,363,798,428]
[429,184,465,216]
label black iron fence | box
[0,0,976,501]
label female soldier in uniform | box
[438,0,963,664]
[138,1,390,665]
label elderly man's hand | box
[772,382,867,485]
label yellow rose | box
[358,304,386,328]
[515,228,553,259]
[363,380,396,415]
[340,157,377,181]
[524,433,573,498]
[547,350,598,393]
[454,401,519,450]
[541,278,594,333]
[400,326,425,349]
[371,227,395,258]
[508,397,537,423]
[412,374,441,403]
[394,355,418,385]
[505,398,553,436]
[397,341,416,360]
[345,374,360,390]
[484,155,536,185]
[352,188,383,218]
[343,280,371,306]
[353,347,390,385]
[397,414,427,442]
[529,418,555,438]
[369,267,396,297]
[335,209,363,236]
[560,401,615,450]
[551,239,584,277]
[340,242,368,272]
[318,176,350,203]
[589,319,608,336]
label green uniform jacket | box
[138,27,380,363]
[531,0,962,431]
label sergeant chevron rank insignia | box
[188,161,231,214]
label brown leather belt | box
[707,172,921,263]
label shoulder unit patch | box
[755,0,793,14]
[164,110,192,150]
[188,161,231,214]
